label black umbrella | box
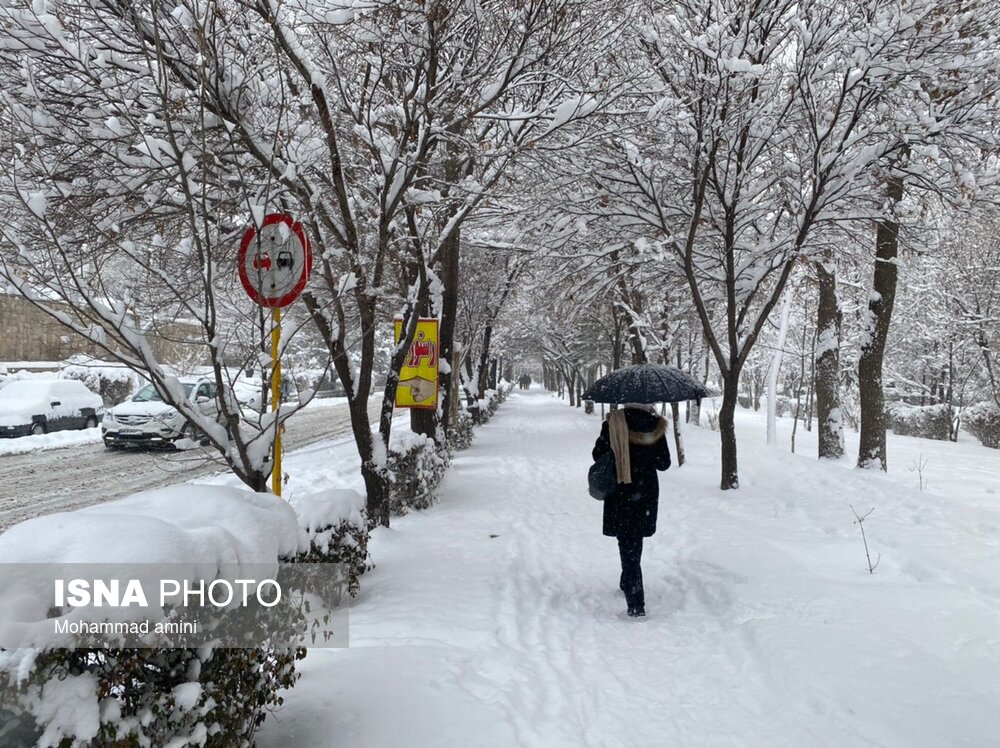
[581,363,714,404]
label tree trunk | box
[360,459,390,528]
[436,224,461,441]
[689,399,701,426]
[670,401,685,467]
[718,375,740,489]
[767,287,794,446]
[488,357,498,390]
[814,256,844,458]
[791,334,806,454]
[476,324,493,399]
[410,397,437,439]
[689,339,709,425]
[346,396,389,527]
[566,369,577,406]
[858,174,904,471]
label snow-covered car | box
[0,379,104,437]
[232,372,297,412]
[102,378,218,449]
[233,376,266,411]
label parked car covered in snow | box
[102,378,218,449]
[0,379,104,437]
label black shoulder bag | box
[588,452,619,500]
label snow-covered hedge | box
[60,360,139,406]
[0,366,48,390]
[289,488,371,595]
[773,394,795,417]
[886,402,953,441]
[447,409,475,451]
[0,485,365,747]
[755,394,793,416]
[387,430,450,514]
[962,401,1000,448]
[470,383,513,426]
[388,382,514,512]
[387,383,514,510]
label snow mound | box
[0,484,301,568]
[0,428,102,456]
[289,488,365,534]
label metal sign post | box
[238,213,312,497]
[271,308,282,496]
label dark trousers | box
[617,535,644,609]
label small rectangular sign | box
[393,317,440,410]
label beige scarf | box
[608,409,668,485]
[608,410,632,484]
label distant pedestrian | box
[591,403,671,617]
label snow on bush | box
[386,429,450,514]
[447,409,475,452]
[470,384,512,426]
[772,394,795,418]
[60,358,139,406]
[0,367,50,390]
[962,401,1000,448]
[289,489,370,595]
[386,385,514,512]
[0,484,361,746]
[886,402,953,441]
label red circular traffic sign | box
[238,213,312,308]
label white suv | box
[102,378,219,449]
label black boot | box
[618,535,645,614]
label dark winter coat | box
[592,408,671,538]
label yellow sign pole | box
[271,307,282,497]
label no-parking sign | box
[238,213,312,308]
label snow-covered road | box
[258,389,1000,748]
[0,400,378,530]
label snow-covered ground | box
[737,404,1000,509]
[0,427,102,456]
[257,389,1000,748]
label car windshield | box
[132,383,195,402]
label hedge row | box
[387,382,514,514]
[886,402,953,441]
[963,401,1000,448]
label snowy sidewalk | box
[258,390,1000,748]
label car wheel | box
[30,422,46,436]
[85,416,98,429]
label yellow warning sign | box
[394,317,439,409]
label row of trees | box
[520,0,1000,488]
[2,0,998,502]
[0,0,630,524]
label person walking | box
[592,403,671,617]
